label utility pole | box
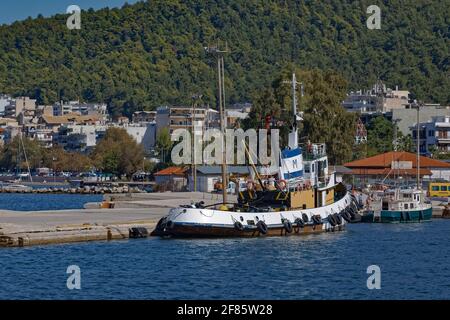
[191,94,202,192]
[205,41,228,204]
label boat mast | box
[19,131,33,182]
[283,73,303,149]
[416,101,421,190]
[206,41,228,204]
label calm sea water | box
[0,193,103,211]
[1,219,449,299]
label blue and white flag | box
[279,147,303,182]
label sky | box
[0,0,141,25]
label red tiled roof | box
[348,168,432,176]
[154,166,188,176]
[344,151,450,169]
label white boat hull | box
[152,192,357,237]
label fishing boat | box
[360,102,432,223]
[151,73,359,238]
[361,187,432,223]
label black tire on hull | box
[327,214,337,227]
[302,213,309,223]
[312,215,322,225]
[334,213,342,225]
[257,220,268,235]
[166,220,174,230]
[295,218,304,228]
[283,220,293,233]
[234,221,244,231]
[341,209,352,223]
[155,217,167,231]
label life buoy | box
[234,221,244,231]
[327,214,337,227]
[277,180,287,191]
[283,220,293,233]
[334,213,342,225]
[257,220,268,234]
[302,213,309,223]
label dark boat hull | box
[362,207,432,223]
[151,222,345,238]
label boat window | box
[382,201,389,210]
[404,203,408,209]
[432,186,439,191]
[304,164,310,173]
[441,186,448,191]
[410,203,413,209]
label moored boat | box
[151,72,359,238]
[361,188,432,223]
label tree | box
[0,135,43,171]
[367,116,394,155]
[244,68,357,164]
[91,127,144,177]
[0,1,448,115]
[41,147,93,173]
[156,127,173,164]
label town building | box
[394,105,450,136]
[154,166,189,191]
[344,151,450,185]
[343,81,410,114]
[4,96,36,118]
[0,94,14,117]
[53,101,108,122]
[410,115,450,156]
[132,111,156,123]
[188,165,251,193]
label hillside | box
[0,0,448,116]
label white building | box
[411,115,450,156]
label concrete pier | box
[0,192,225,247]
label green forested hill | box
[0,0,448,116]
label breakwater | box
[0,185,147,194]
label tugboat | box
[151,73,359,238]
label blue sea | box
[0,193,103,211]
[1,202,450,299]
